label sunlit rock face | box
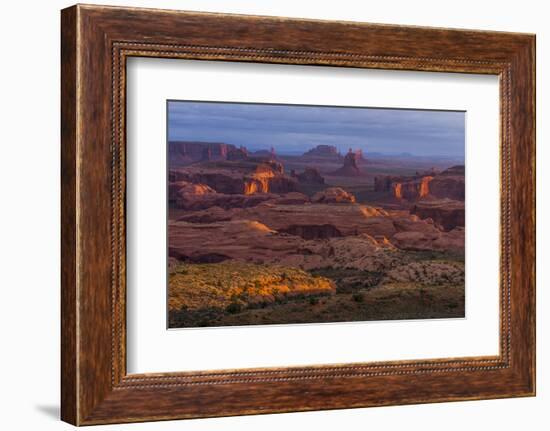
[243,170,274,194]
[374,165,464,203]
[391,176,434,200]
[418,176,432,197]
[169,159,297,196]
[311,187,356,204]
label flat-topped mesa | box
[303,144,340,158]
[169,141,235,166]
[330,148,364,177]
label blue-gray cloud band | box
[168,100,465,158]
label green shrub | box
[226,302,243,314]
[352,293,365,303]
[309,297,319,305]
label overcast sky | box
[167,100,465,158]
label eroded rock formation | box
[410,199,465,231]
[226,146,249,161]
[391,227,464,252]
[169,141,235,166]
[303,144,340,158]
[330,148,364,176]
[374,165,465,202]
[168,218,400,271]
[169,204,464,273]
[174,201,464,253]
[291,167,325,184]
[279,224,343,240]
[171,191,276,211]
[393,176,434,200]
[169,159,297,196]
[311,187,356,204]
[429,166,465,200]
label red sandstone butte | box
[330,148,364,177]
[311,187,356,204]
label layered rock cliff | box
[429,165,465,200]
[374,165,464,202]
[303,144,340,158]
[311,187,356,204]
[169,160,297,201]
[291,167,325,184]
[411,199,465,231]
[169,141,236,166]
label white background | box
[0,0,547,430]
[127,59,500,373]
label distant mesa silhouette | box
[303,144,341,158]
[169,141,235,166]
[227,146,249,161]
[291,167,325,184]
[354,148,366,163]
[251,146,277,160]
[330,148,365,176]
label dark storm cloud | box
[167,100,465,157]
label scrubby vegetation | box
[168,252,464,328]
[169,261,335,313]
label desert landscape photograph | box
[167,100,465,328]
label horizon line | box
[168,139,465,160]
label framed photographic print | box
[164,100,467,329]
[61,4,535,425]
